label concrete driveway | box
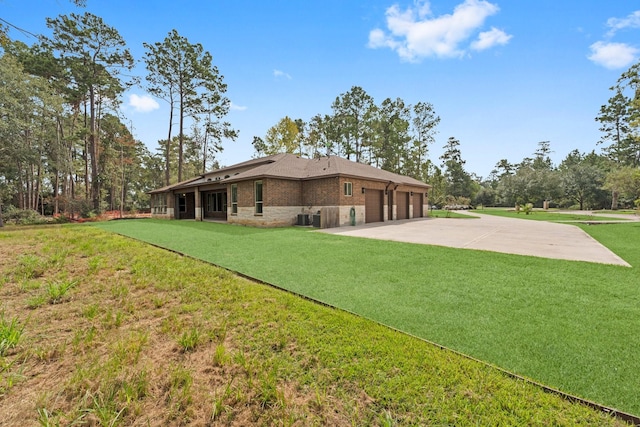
[320,212,631,267]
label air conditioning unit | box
[297,214,312,226]
[312,213,321,228]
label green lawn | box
[426,209,478,218]
[473,208,631,222]
[94,219,640,416]
[2,226,627,425]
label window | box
[344,182,353,197]
[231,184,238,214]
[206,192,226,212]
[178,196,186,213]
[152,194,167,214]
[254,180,263,214]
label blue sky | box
[2,0,640,178]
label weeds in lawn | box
[0,360,26,394]
[111,331,148,365]
[102,308,124,329]
[45,280,77,304]
[379,409,397,426]
[19,279,42,292]
[83,304,99,319]
[0,312,25,356]
[210,379,234,421]
[151,295,167,309]
[167,365,194,419]
[30,343,65,362]
[87,256,104,275]
[14,254,48,279]
[26,294,47,309]
[90,390,126,427]
[212,344,228,367]
[257,368,283,409]
[72,326,97,353]
[111,282,129,300]
[178,327,201,352]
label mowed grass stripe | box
[94,219,640,416]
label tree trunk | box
[54,172,60,215]
[178,94,184,183]
[83,102,90,202]
[89,87,100,212]
[165,102,174,186]
[611,190,619,210]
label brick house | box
[149,154,431,228]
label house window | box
[152,193,167,214]
[178,196,186,213]
[231,184,238,214]
[206,193,226,212]
[344,182,353,197]
[254,180,263,214]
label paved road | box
[320,212,631,267]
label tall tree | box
[559,150,607,210]
[0,52,64,213]
[42,12,134,211]
[304,114,336,158]
[410,101,440,181]
[370,97,411,173]
[259,116,300,156]
[604,166,640,210]
[331,86,375,162]
[533,140,553,170]
[144,29,236,183]
[596,87,637,165]
[440,137,472,198]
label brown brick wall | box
[264,178,302,206]
[302,177,340,206]
[234,181,255,207]
[227,176,429,222]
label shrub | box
[1,206,49,225]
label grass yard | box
[0,226,628,425]
[474,207,632,222]
[426,209,478,219]
[92,218,640,418]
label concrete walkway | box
[320,212,631,267]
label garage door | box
[396,191,409,220]
[365,189,383,223]
[413,192,423,218]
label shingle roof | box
[159,153,430,192]
[148,176,202,194]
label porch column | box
[195,187,202,221]
[167,192,175,219]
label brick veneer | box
[225,176,428,227]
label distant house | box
[149,154,431,228]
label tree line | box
[253,67,640,211]
[1,8,639,225]
[252,86,441,186]
[0,10,235,221]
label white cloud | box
[129,94,159,113]
[471,27,512,51]
[588,41,639,69]
[606,10,640,37]
[230,102,247,111]
[273,69,292,79]
[368,0,510,61]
